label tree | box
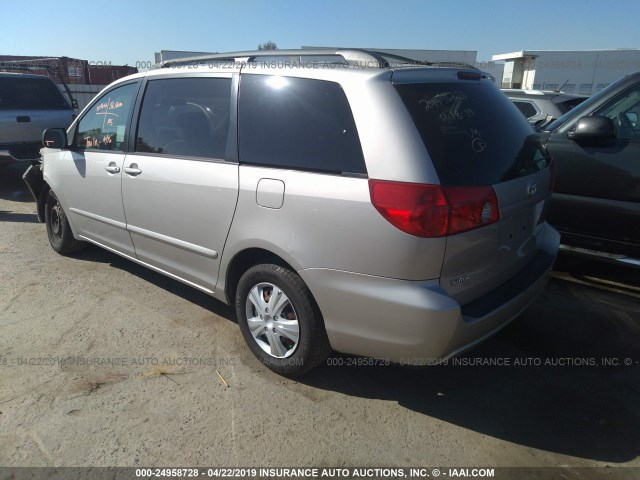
[258,41,278,51]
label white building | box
[492,49,640,95]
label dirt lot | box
[1,163,639,468]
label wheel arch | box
[223,247,297,305]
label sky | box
[2,0,639,68]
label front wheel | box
[44,190,85,255]
[235,264,331,376]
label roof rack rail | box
[156,49,390,68]
[155,48,482,70]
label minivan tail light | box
[369,180,499,238]
[443,186,499,234]
[369,181,449,237]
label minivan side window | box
[135,77,232,159]
[238,75,366,175]
[75,83,138,151]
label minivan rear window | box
[0,77,70,110]
[394,82,549,185]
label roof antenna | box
[556,78,570,93]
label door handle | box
[104,162,120,174]
[124,163,142,176]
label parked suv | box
[25,49,559,375]
[0,73,75,165]
[503,89,587,129]
[542,70,640,267]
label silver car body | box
[37,55,559,364]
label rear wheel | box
[45,190,85,254]
[235,263,331,375]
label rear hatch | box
[393,71,552,305]
[0,76,74,147]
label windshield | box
[394,81,550,185]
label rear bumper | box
[0,143,42,164]
[0,149,17,165]
[300,225,560,364]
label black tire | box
[235,263,331,376]
[44,190,85,255]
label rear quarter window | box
[395,81,549,185]
[238,75,366,175]
[512,100,539,119]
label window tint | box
[596,84,640,140]
[76,83,138,151]
[135,77,232,159]
[395,82,549,185]
[512,100,538,118]
[0,77,70,110]
[238,75,366,175]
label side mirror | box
[42,128,68,148]
[567,116,615,141]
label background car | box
[503,89,587,129]
[542,70,640,267]
[0,73,75,166]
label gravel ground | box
[0,163,638,468]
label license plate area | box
[500,200,545,252]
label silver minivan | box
[25,49,559,375]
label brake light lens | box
[369,180,499,238]
[457,71,482,81]
[369,181,449,237]
[444,186,499,234]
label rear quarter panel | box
[218,166,448,288]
